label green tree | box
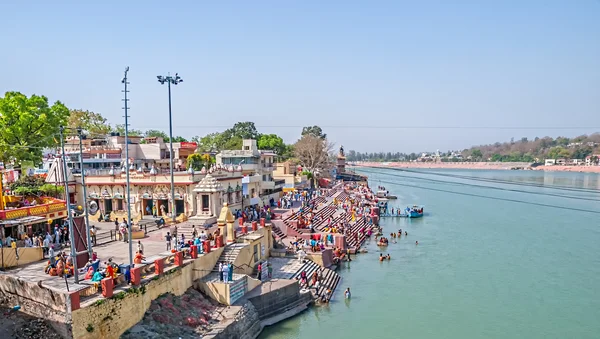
[113,124,142,136]
[68,109,112,135]
[168,136,188,142]
[0,92,70,166]
[301,125,326,139]
[144,129,168,139]
[186,153,204,170]
[225,121,260,140]
[471,149,483,159]
[222,136,243,150]
[257,134,289,158]
[194,132,225,152]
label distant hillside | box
[346,134,600,163]
[464,134,600,162]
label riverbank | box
[352,162,600,173]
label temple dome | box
[193,174,224,193]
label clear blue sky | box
[1,1,599,152]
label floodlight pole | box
[122,66,133,269]
[157,73,183,224]
[59,126,79,283]
[77,128,93,258]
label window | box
[253,244,259,263]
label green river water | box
[259,168,600,339]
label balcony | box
[274,179,286,188]
[261,180,275,189]
[261,163,274,171]
[242,174,261,184]
[0,201,67,220]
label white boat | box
[376,190,397,199]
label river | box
[259,169,600,339]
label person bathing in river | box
[386,254,391,260]
[379,253,384,262]
[345,288,351,299]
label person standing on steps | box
[228,262,233,282]
[267,261,273,279]
[222,262,229,283]
[219,262,224,282]
[165,232,172,251]
[257,262,263,281]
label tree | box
[301,125,326,139]
[113,124,142,136]
[194,132,225,152]
[471,149,483,159]
[222,136,243,150]
[257,134,289,159]
[0,92,69,166]
[68,109,112,135]
[186,153,204,170]
[168,136,188,143]
[225,121,260,140]
[144,129,168,139]
[293,135,334,177]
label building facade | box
[76,164,243,225]
[216,139,285,205]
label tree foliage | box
[144,129,168,139]
[301,125,326,139]
[113,124,142,136]
[0,92,70,166]
[68,109,112,135]
[258,134,290,159]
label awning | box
[1,216,46,226]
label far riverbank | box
[351,162,600,173]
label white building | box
[216,139,284,206]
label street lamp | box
[157,73,183,223]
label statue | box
[339,145,345,157]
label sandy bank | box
[351,162,600,173]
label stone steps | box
[213,243,248,271]
[291,260,341,300]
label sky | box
[1,1,599,153]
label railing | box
[0,201,67,220]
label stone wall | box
[71,247,223,339]
[246,281,301,321]
[0,274,73,338]
[210,302,262,339]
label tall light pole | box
[77,128,93,258]
[122,67,133,268]
[59,126,79,283]
[157,73,183,223]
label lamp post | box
[122,67,133,268]
[77,128,93,258]
[157,73,183,223]
[59,126,79,283]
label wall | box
[211,302,262,339]
[71,247,223,339]
[234,227,272,275]
[1,247,44,268]
[0,274,73,337]
[197,281,229,305]
[246,281,301,321]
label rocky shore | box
[1,307,62,339]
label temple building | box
[74,164,244,224]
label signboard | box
[180,142,198,149]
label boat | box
[376,190,397,199]
[405,205,424,218]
